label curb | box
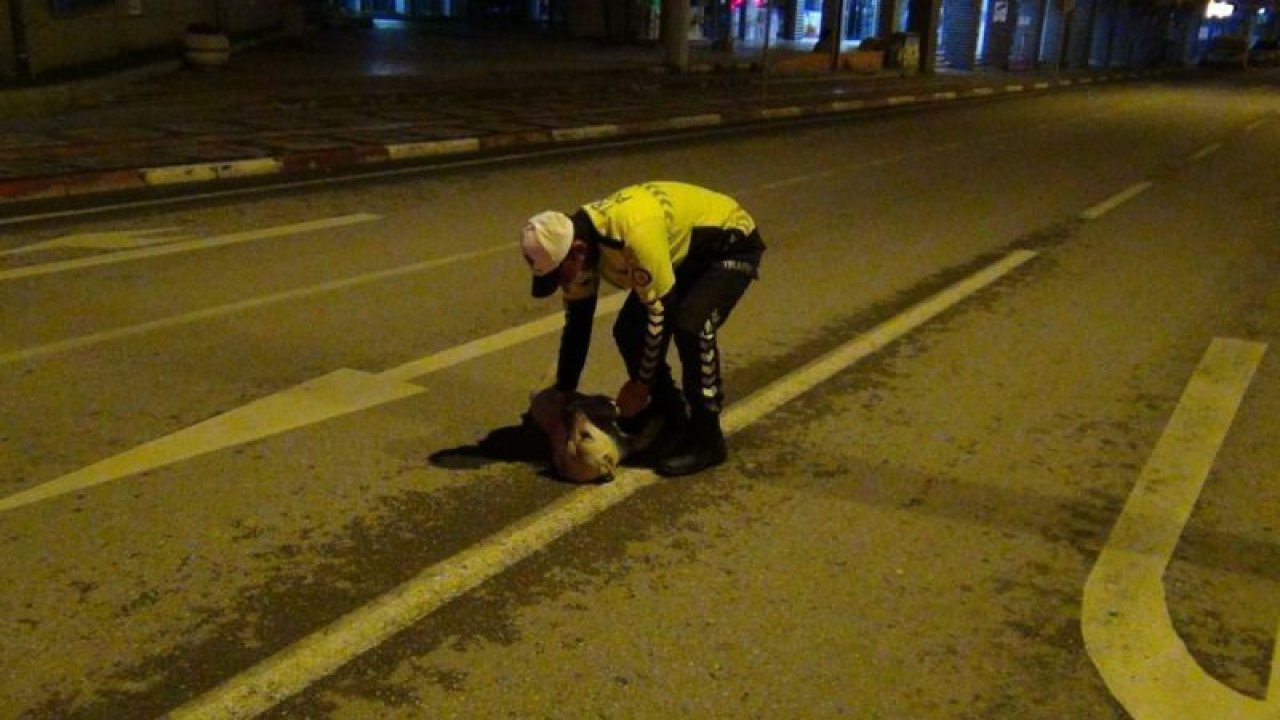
[0,69,1171,206]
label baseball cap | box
[520,210,574,298]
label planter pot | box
[183,30,230,67]
[845,50,884,74]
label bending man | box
[519,181,765,477]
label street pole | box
[761,0,774,102]
[663,0,690,71]
[6,0,32,79]
[1055,0,1073,75]
[829,0,846,71]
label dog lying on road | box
[528,388,663,484]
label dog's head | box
[554,408,621,484]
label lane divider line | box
[165,249,1039,720]
[1080,181,1153,221]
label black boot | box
[656,410,726,477]
[621,384,688,467]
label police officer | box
[520,181,765,477]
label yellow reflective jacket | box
[566,181,756,306]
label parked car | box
[1250,39,1280,66]
[1202,35,1248,67]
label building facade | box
[2,0,1275,80]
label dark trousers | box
[613,230,763,417]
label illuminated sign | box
[1205,1,1235,18]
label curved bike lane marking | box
[1083,337,1275,719]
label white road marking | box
[0,214,381,282]
[1189,143,1222,161]
[0,244,511,366]
[0,228,191,255]
[166,249,1038,720]
[1083,337,1272,720]
[1080,181,1153,220]
[0,370,426,513]
[0,293,627,513]
[1245,118,1270,132]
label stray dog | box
[528,388,663,484]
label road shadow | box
[428,415,547,471]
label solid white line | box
[166,249,1038,720]
[1189,143,1222,161]
[1080,181,1153,220]
[0,244,511,366]
[0,214,381,282]
[1083,337,1271,720]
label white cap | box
[520,210,574,277]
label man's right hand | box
[615,379,651,418]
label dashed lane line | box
[1080,181,1153,221]
[1189,142,1222,161]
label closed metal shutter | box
[1090,0,1109,65]
[1038,0,1063,65]
[939,0,981,68]
[1009,0,1046,68]
[1067,0,1096,68]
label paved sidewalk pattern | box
[0,24,1174,206]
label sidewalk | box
[0,21,1171,207]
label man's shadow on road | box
[428,415,547,471]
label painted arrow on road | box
[1083,337,1276,719]
[0,292,627,514]
[0,370,424,512]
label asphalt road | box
[2,70,1279,719]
